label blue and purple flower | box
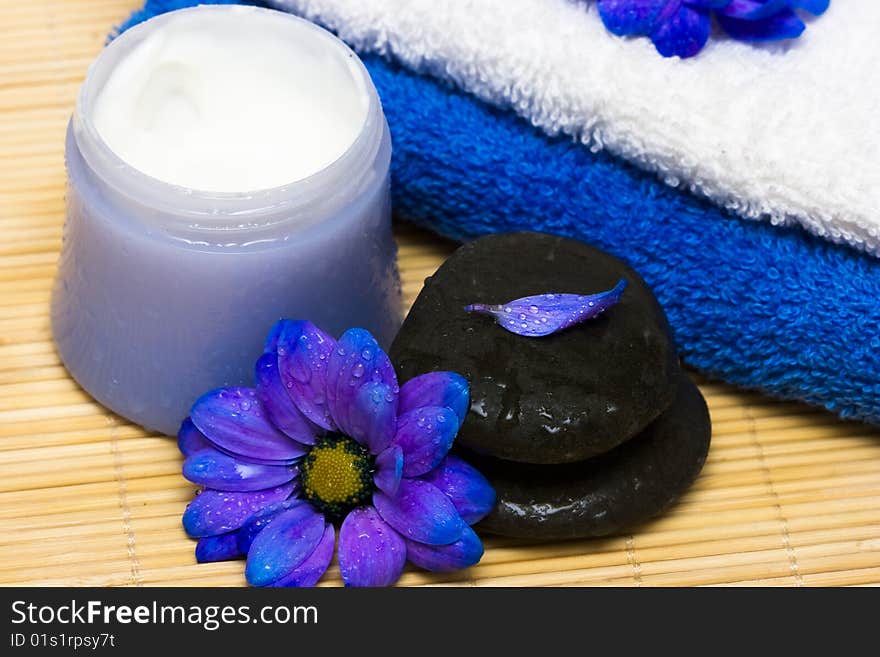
[597,0,830,58]
[178,320,495,587]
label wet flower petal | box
[597,0,669,36]
[404,525,483,572]
[245,505,326,587]
[716,7,804,40]
[276,320,337,431]
[338,506,407,587]
[464,280,626,338]
[177,417,212,457]
[399,372,470,425]
[255,352,318,445]
[195,533,243,563]
[651,4,711,58]
[191,387,306,462]
[325,329,398,445]
[419,454,496,525]
[394,406,459,478]
[271,523,335,588]
[373,444,403,496]
[347,381,397,454]
[182,483,296,538]
[237,498,307,553]
[183,448,297,492]
[374,479,465,546]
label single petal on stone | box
[276,320,337,431]
[373,445,404,496]
[255,351,319,445]
[191,387,306,462]
[195,533,243,563]
[394,406,459,477]
[338,506,407,587]
[420,454,496,525]
[245,505,326,587]
[271,523,335,588]
[182,483,296,538]
[464,280,627,337]
[399,372,470,425]
[405,525,483,572]
[374,479,465,546]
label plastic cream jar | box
[53,6,400,435]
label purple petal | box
[182,483,296,538]
[394,406,459,478]
[276,320,337,431]
[405,525,483,573]
[237,498,307,553]
[195,533,243,563]
[399,372,470,425]
[183,447,297,492]
[373,445,403,496]
[191,387,306,462]
[717,8,805,41]
[718,0,788,20]
[255,352,319,445]
[791,0,828,15]
[264,319,285,353]
[419,454,496,525]
[338,506,407,587]
[597,0,671,36]
[465,280,626,338]
[245,505,326,586]
[346,381,398,454]
[374,479,465,546]
[325,329,399,445]
[271,523,335,587]
[177,417,212,457]
[651,5,711,57]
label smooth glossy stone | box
[390,231,680,464]
[469,375,710,539]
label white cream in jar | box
[92,6,369,192]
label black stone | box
[390,231,680,464]
[467,375,711,540]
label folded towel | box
[271,0,880,256]
[122,2,880,425]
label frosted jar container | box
[52,7,400,436]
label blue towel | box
[120,1,880,424]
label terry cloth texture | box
[270,0,880,256]
[121,2,880,425]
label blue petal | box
[195,533,243,563]
[405,525,483,572]
[791,0,828,15]
[183,448,297,492]
[399,372,470,425]
[373,479,465,546]
[177,418,212,457]
[236,498,307,553]
[190,387,306,462]
[346,381,398,454]
[255,352,319,445]
[182,483,296,538]
[324,328,399,447]
[373,444,403,496]
[245,505,326,587]
[264,319,285,353]
[338,506,407,587]
[464,280,626,337]
[597,0,672,36]
[276,320,337,431]
[271,523,335,588]
[419,454,496,525]
[651,4,711,57]
[394,406,459,477]
[718,0,789,20]
[717,8,805,40]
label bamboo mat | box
[1,0,879,588]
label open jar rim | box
[72,5,387,233]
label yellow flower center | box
[300,434,373,518]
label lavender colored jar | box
[53,7,400,435]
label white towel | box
[271,0,880,255]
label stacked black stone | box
[390,232,711,539]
